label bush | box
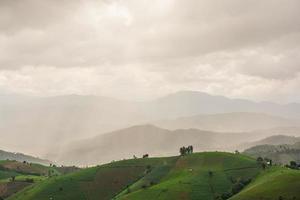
[25,178,34,183]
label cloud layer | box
[0,0,300,102]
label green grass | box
[0,170,20,181]
[8,152,262,200]
[0,160,60,176]
[7,152,300,200]
[117,152,260,200]
[230,167,300,200]
[8,157,178,200]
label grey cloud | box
[0,0,300,102]
[1,0,300,69]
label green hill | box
[6,152,300,200]
[230,167,300,200]
[8,152,262,200]
[0,150,51,166]
[0,160,77,199]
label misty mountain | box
[56,124,281,166]
[0,95,147,157]
[1,91,300,159]
[153,112,297,132]
[243,141,300,164]
[0,149,51,165]
[142,91,300,119]
[239,134,300,151]
[250,135,300,146]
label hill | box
[0,160,80,199]
[0,160,59,199]
[243,142,300,164]
[153,112,298,133]
[57,125,266,166]
[240,135,300,150]
[0,149,51,166]
[8,152,262,200]
[230,167,300,200]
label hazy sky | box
[0,0,300,103]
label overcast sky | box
[0,0,300,103]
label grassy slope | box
[8,157,178,200]
[230,167,300,200]
[8,152,261,200]
[0,160,54,199]
[117,152,260,200]
[0,160,60,176]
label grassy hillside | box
[0,160,76,199]
[8,152,262,200]
[230,167,300,200]
[0,150,51,166]
[0,160,60,176]
[116,152,260,200]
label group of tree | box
[218,178,252,200]
[286,161,300,170]
[179,145,193,156]
[256,157,272,169]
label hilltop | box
[8,152,261,200]
[7,152,300,200]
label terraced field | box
[5,152,300,200]
[8,152,264,200]
[0,160,75,199]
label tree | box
[180,147,186,156]
[289,161,298,169]
[143,154,149,158]
[256,157,263,163]
[180,145,193,156]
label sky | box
[0,0,300,103]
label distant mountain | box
[153,112,298,132]
[0,149,51,165]
[142,91,300,119]
[0,95,148,157]
[1,91,300,159]
[57,124,274,166]
[238,135,300,151]
[243,142,300,164]
[243,134,300,164]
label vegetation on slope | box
[8,152,261,200]
[0,150,51,166]
[230,167,300,200]
[0,160,77,199]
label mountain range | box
[1,91,300,162]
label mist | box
[0,0,300,166]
